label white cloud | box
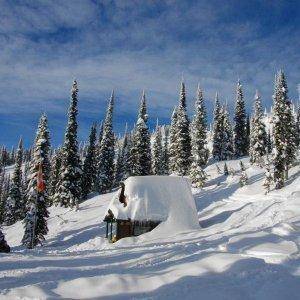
[0,0,299,144]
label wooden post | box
[110,221,113,240]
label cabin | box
[103,176,199,242]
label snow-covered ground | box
[1,158,300,299]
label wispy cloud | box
[0,0,299,146]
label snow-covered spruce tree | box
[81,124,97,199]
[21,161,30,211]
[189,160,207,189]
[224,162,229,176]
[131,91,151,176]
[173,82,191,176]
[53,80,82,208]
[151,124,164,175]
[123,131,133,179]
[4,138,23,225]
[168,107,178,174]
[36,114,51,189]
[263,156,273,194]
[212,93,223,161]
[97,92,115,193]
[161,126,169,175]
[266,130,273,154]
[191,86,208,167]
[295,106,300,147]
[246,115,251,153]
[49,149,62,202]
[22,117,50,248]
[95,121,103,163]
[179,81,187,109]
[0,174,10,224]
[114,126,132,186]
[249,91,267,166]
[272,71,296,188]
[0,229,10,253]
[233,80,248,157]
[283,99,297,179]
[0,169,5,224]
[114,138,124,187]
[239,160,246,171]
[239,161,248,187]
[221,104,234,160]
[0,147,9,167]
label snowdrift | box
[2,159,300,299]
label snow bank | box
[106,176,199,236]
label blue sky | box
[0,0,299,148]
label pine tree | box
[173,82,191,176]
[284,100,297,179]
[10,147,15,165]
[234,80,248,157]
[191,86,208,167]
[114,138,124,187]
[212,93,223,161]
[114,125,132,186]
[189,160,207,189]
[96,121,103,159]
[221,104,234,160]
[151,124,164,175]
[49,149,62,202]
[263,156,273,194]
[272,71,296,188]
[97,92,115,193]
[161,126,169,175]
[123,131,133,179]
[131,91,151,176]
[81,124,97,199]
[266,129,272,154]
[179,81,187,109]
[53,80,82,208]
[246,115,251,153]
[36,114,51,188]
[295,106,300,147]
[0,175,10,224]
[4,138,23,225]
[224,162,229,176]
[249,91,267,166]
[22,116,50,248]
[168,107,178,173]
[21,161,30,214]
[0,169,5,224]
[239,161,248,186]
[0,229,10,253]
[239,160,246,171]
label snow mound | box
[106,176,199,237]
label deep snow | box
[1,158,300,299]
[106,175,199,236]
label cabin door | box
[117,221,132,240]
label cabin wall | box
[115,220,160,240]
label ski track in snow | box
[1,158,300,299]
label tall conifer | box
[4,138,23,224]
[233,80,248,157]
[81,124,97,199]
[53,80,81,208]
[97,92,115,193]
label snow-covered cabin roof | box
[105,176,199,233]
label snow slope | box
[1,158,300,299]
